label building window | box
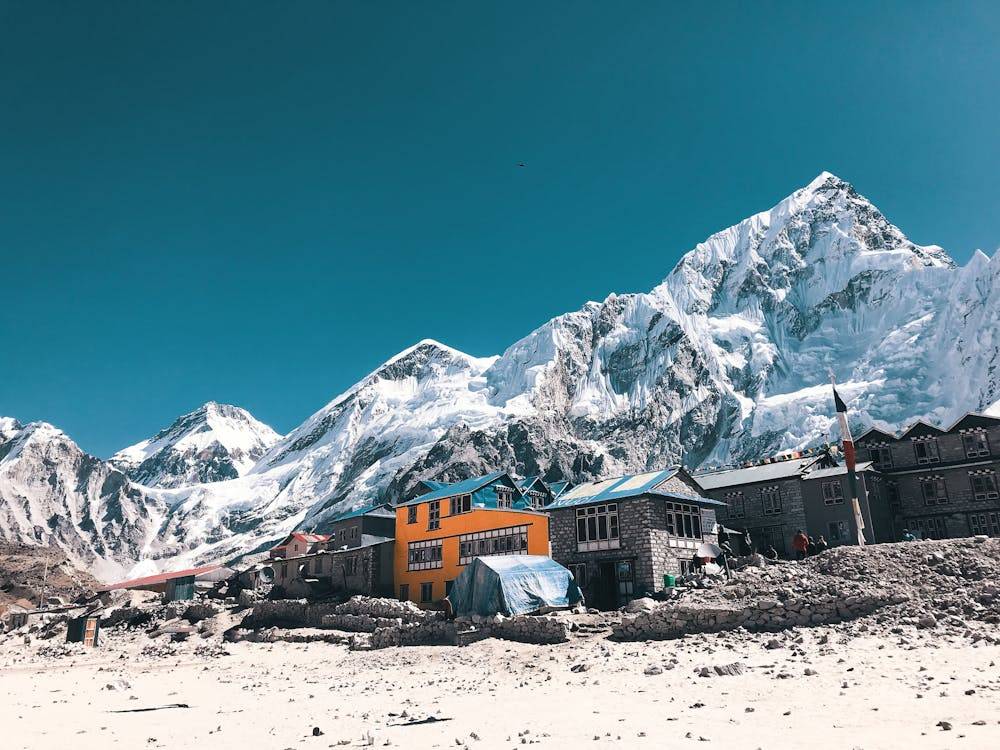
[868,444,893,470]
[963,430,991,458]
[725,491,745,519]
[399,583,409,601]
[458,525,529,565]
[968,512,1000,536]
[822,481,845,505]
[427,500,441,530]
[420,582,433,603]
[570,563,588,587]
[761,486,782,515]
[665,502,703,539]
[911,517,948,540]
[920,476,948,505]
[526,490,547,509]
[828,520,849,542]
[407,539,443,571]
[885,482,902,514]
[338,529,346,544]
[407,505,418,524]
[970,471,1000,502]
[495,486,515,509]
[576,504,620,551]
[344,556,359,576]
[913,437,940,465]
[678,560,693,576]
[350,525,358,539]
[449,494,472,515]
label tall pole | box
[830,374,866,546]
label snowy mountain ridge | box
[111,401,281,488]
[4,172,1000,579]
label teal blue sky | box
[2,1,999,457]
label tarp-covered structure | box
[446,555,583,617]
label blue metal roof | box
[399,471,509,506]
[517,476,540,491]
[546,468,719,509]
[546,480,571,497]
[419,479,448,491]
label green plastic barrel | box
[663,574,676,588]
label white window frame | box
[458,525,529,565]
[575,503,621,551]
[407,539,443,571]
[665,501,703,540]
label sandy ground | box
[3,626,999,750]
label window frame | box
[449,493,472,516]
[427,500,441,530]
[407,505,418,525]
[575,503,621,551]
[920,476,948,505]
[419,582,433,603]
[970,471,999,502]
[407,539,444,571]
[912,437,940,465]
[664,501,703,540]
[760,485,783,516]
[963,430,991,459]
[822,480,845,506]
[725,491,745,519]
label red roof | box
[98,564,223,592]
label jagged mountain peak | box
[5,173,1000,580]
[111,402,281,489]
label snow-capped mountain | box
[111,402,281,488]
[4,172,999,578]
[0,420,165,580]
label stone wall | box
[705,476,807,556]
[613,590,906,640]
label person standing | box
[792,530,810,560]
[815,535,829,554]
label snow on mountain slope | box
[0,420,165,580]
[4,172,999,578]
[111,402,281,488]
[136,341,508,566]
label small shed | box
[446,555,583,618]
[66,614,100,646]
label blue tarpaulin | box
[446,555,584,617]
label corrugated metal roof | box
[547,468,709,509]
[399,471,509,506]
[517,476,540,491]
[330,503,395,522]
[546,480,571,497]
[694,456,821,490]
[98,564,222,592]
[801,461,874,480]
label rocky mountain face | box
[4,173,999,578]
[111,402,281,489]
[0,421,165,580]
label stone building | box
[695,451,886,554]
[856,412,1000,539]
[321,503,396,551]
[546,468,722,609]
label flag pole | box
[830,372,866,546]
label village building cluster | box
[251,411,1000,609]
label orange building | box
[394,472,550,606]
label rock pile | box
[615,538,1000,641]
[491,614,569,644]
